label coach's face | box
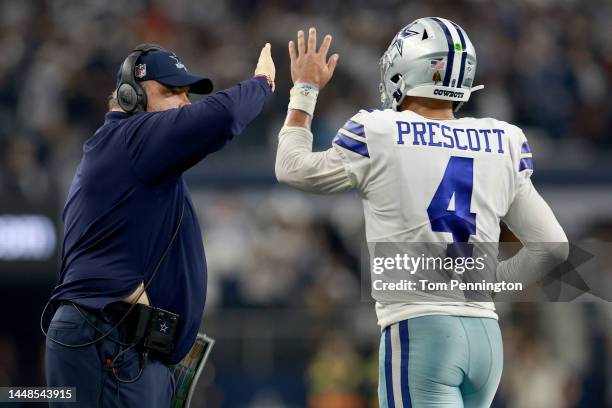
[143,80,191,112]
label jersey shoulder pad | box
[485,118,533,172]
[355,108,399,130]
[336,108,399,145]
[484,117,526,141]
[353,108,387,122]
[333,110,379,158]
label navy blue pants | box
[45,304,174,408]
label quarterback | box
[275,19,568,408]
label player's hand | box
[254,43,276,92]
[289,27,339,89]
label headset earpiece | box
[117,44,163,113]
[117,83,139,112]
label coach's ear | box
[254,43,275,91]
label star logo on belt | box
[160,321,168,333]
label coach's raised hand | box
[289,27,339,89]
[254,43,276,92]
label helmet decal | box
[392,22,419,56]
[451,22,468,88]
[430,17,456,87]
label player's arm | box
[125,44,275,184]
[497,175,569,285]
[275,28,353,194]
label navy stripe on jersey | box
[384,327,395,408]
[333,133,369,157]
[451,22,467,89]
[519,158,534,171]
[431,18,455,87]
[521,141,531,154]
[399,321,412,407]
[342,120,365,137]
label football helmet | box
[380,17,484,111]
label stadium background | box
[0,0,611,407]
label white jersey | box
[276,108,566,330]
[332,109,533,326]
[333,109,532,243]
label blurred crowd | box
[1,0,612,202]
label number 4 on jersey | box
[427,156,476,244]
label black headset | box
[117,43,164,113]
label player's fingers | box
[297,30,305,56]
[319,34,332,58]
[307,27,316,54]
[327,53,339,75]
[288,41,297,62]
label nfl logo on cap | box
[134,64,146,78]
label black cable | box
[40,201,185,349]
[109,348,149,383]
[71,302,132,347]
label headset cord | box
[40,201,185,349]
[108,346,148,383]
[71,302,132,347]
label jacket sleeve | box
[124,76,271,183]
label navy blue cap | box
[117,49,213,94]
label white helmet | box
[380,17,484,111]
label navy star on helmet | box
[380,17,484,111]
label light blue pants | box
[378,315,503,408]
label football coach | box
[43,43,275,407]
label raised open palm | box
[288,27,339,89]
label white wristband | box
[288,82,319,116]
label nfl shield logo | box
[134,64,146,78]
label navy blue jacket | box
[50,76,271,363]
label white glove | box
[254,43,276,92]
